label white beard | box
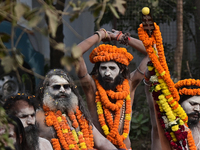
[43,88,78,113]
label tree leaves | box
[112,0,126,15]
[45,8,59,38]
[14,3,30,20]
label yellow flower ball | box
[142,7,150,15]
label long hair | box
[90,61,130,79]
[7,115,28,150]
[35,69,92,124]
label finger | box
[107,31,112,34]
[112,29,116,32]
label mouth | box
[59,95,67,98]
[191,114,199,120]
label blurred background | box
[0,0,199,149]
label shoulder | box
[39,137,53,150]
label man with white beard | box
[36,69,117,150]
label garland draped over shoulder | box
[94,78,131,150]
[43,105,94,150]
[138,23,196,150]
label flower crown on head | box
[89,44,133,66]
[175,79,200,95]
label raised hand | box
[107,29,123,41]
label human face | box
[0,124,16,149]
[14,100,36,128]
[48,75,71,97]
[99,61,120,83]
[181,96,200,125]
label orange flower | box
[89,44,133,66]
[94,77,131,149]
[138,21,196,150]
[43,105,94,149]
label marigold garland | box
[175,79,200,96]
[94,78,131,149]
[89,44,133,66]
[138,22,197,150]
[43,105,94,150]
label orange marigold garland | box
[89,44,133,66]
[138,18,196,150]
[175,79,200,96]
[43,105,94,150]
[94,78,131,149]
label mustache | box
[25,124,37,132]
[54,92,70,99]
[102,76,113,81]
[188,112,200,117]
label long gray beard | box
[43,89,78,113]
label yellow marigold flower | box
[57,116,62,122]
[160,71,166,76]
[72,129,79,142]
[158,79,164,84]
[97,108,103,115]
[78,131,83,135]
[69,144,75,149]
[171,125,179,131]
[156,72,160,76]
[155,85,161,91]
[102,125,109,135]
[96,102,102,107]
[179,120,184,125]
[158,94,165,100]
[79,142,87,149]
[167,97,173,102]
[123,133,128,138]
[62,129,68,134]
[165,107,171,112]
[147,66,154,71]
[162,89,170,95]
[170,101,177,107]
[125,114,131,120]
[126,94,131,100]
[170,132,177,142]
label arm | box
[76,29,109,82]
[92,125,117,150]
[75,30,109,120]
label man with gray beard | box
[3,93,53,150]
[35,69,117,150]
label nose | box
[59,86,65,92]
[194,105,200,112]
[26,115,35,125]
[104,69,111,76]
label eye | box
[109,66,115,70]
[52,85,61,90]
[100,66,106,70]
[63,84,71,89]
[190,102,197,106]
[31,114,35,117]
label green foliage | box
[0,106,14,150]
[131,113,150,139]
[130,84,151,149]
